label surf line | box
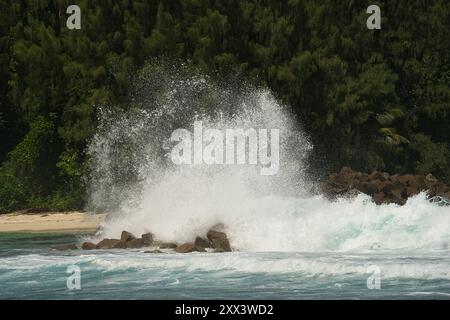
[170,121,280,175]
[175,304,209,318]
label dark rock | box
[406,186,420,197]
[360,173,369,182]
[96,238,121,249]
[81,242,96,250]
[391,187,403,198]
[373,192,387,205]
[370,179,386,193]
[121,231,136,242]
[397,175,414,186]
[333,167,354,186]
[369,171,386,181]
[160,242,178,249]
[409,175,426,191]
[391,188,407,205]
[52,243,78,251]
[321,182,347,198]
[356,181,378,195]
[207,230,231,252]
[194,236,212,248]
[126,238,144,249]
[322,168,450,206]
[390,193,407,205]
[389,174,400,183]
[144,250,163,254]
[435,182,450,196]
[112,241,128,249]
[142,233,154,245]
[381,181,394,196]
[353,172,362,179]
[425,173,438,186]
[350,178,360,189]
[175,243,206,253]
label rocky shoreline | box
[321,167,450,205]
[51,168,450,253]
[52,224,232,253]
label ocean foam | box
[86,65,450,253]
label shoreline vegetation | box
[1,1,449,215]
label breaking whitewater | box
[1,65,449,299]
[86,64,450,253]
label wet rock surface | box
[321,167,450,205]
[141,233,154,245]
[194,236,212,248]
[81,242,96,250]
[96,238,122,249]
[52,243,78,251]
[175,243,206,253]
[207,230,232,252]
[120,231,135,242]
[144,249,163,254]
[159,242,178,249]
[75,227,234,253]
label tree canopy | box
[0,0,449,212]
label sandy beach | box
[0,211,106,233]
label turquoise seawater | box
[0,232,449,299]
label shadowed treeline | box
[0,0,449,212]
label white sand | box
[0,211,106,232]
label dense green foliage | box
[0,0,449,212]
